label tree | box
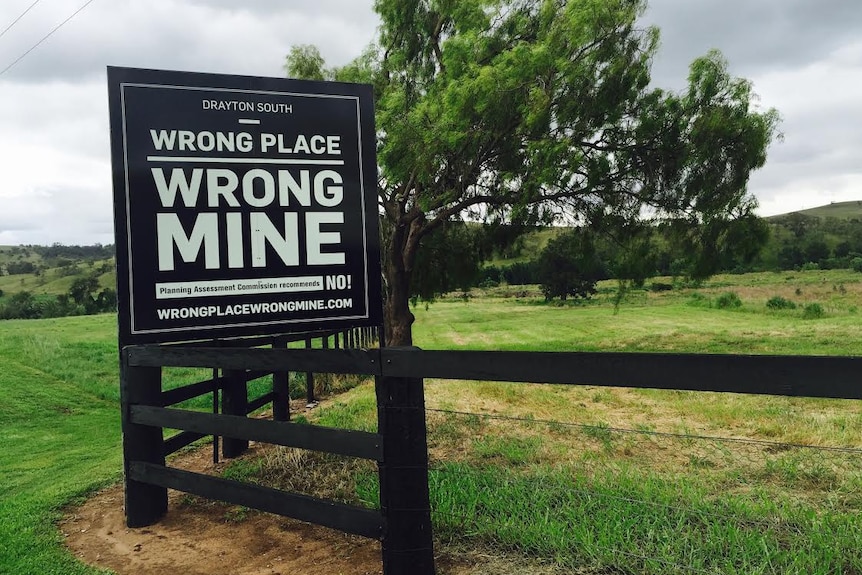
[408,219,488,302]
[286,0,780,345]
[538,229,604,301]
[68,275,100,312]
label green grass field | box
[3,269,862,573]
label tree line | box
[429,211,862,302]
[0,275,116,320]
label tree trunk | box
[382,219,421,346]
[384,262,414,346]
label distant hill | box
[0,245,115,298]
[768,200,862,221]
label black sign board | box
[107,67,381,344]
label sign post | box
[108,66,381,345]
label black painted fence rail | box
[128,461,383,539]
[126,346,862,400]
[131,405,383,460]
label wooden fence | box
[121,341,862,575]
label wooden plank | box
[246,392,276,414]
[160,377,222,407]
[128,461,383,539]
[380,349,862,400]
[163,430,207,456]
[126,346,380,376]
[130,405,383,461]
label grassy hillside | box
[0,245,44,266]
[0,245,115,301]
[0,266,114,297]
[783,200,862,220]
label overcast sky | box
[0,0,860,245]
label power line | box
[0,0,43,40]
[0,0,98,77]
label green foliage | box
[290,0,780,343]
[409,220,488,303]
[766,296,796,310]
[477,261,541,287]
[537,229,603,301]
[284,44,329,80]
[715,291,742,309]
[4,260,37,275]
[802,303,825,320]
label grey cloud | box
[0,1,377,82]
[0,185,114,245]
[644,0,862,88]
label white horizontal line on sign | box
[146,156,345,165]
[155,276,325,299]
[237,118,261,124]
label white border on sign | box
[119,82,371,335]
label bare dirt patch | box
[60,446,385,575]
[59,443,534,575]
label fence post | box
[377,348,435,574]
[305,337,316,404]
[272,337,290,421]
[121,356,167,527]
[221,369,248,457]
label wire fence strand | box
[426,407,862,454]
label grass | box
[413,270,862,355]
[4,268,862,573]
[0,316,121,575]
[0,315,229,575]
[296,380,862,573]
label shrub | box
[715,292,742,309]
[766,296,796,310]
[650,282,674,292]
[851,257,862,273]
[802,303,824,319]
[537,229,603,301]
[800,262,820,271]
